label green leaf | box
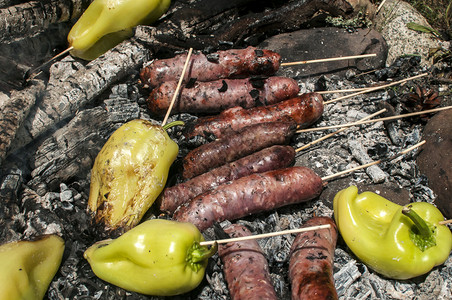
[406,22,440,37]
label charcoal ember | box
[20,187,65,238]
[347,140,387,183]
[333,259,361,297]
[0,79,45,166]
[0,167,24,241]
[374,56,422,80]
[417,109,452,218]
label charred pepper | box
[333,185,452,280]
[68,0,171,60]
[84,219,217,296]
[88,119,181,232]
[0,235,65,300]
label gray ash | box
[1,43,451,300]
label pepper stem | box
[162,120,185,131]
[187,242,218,272]
[402,205,436,252]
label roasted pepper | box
[88,119,181,232]
[0,235,65,300]
[68,0,171,60]
[84,219,217,296]
[333,185,452,280]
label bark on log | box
[27,98,140,195]
[10,38,149,154]
[0,79,45,166]
[0,0,91,43]
[136,0,354,50]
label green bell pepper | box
[0,235,65,300]
[333,185,452,280]
[84,219,217,296]
[67,0,171,60]
[88,119,181,232]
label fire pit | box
[1,0,451,299]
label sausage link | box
[147,76,300,115]
[219,224,278,300]
[140,47,281,89]
[289,217,338,300]
[173,166,323,231]
[182,121,297,179]
[183,92,324,139]
[159,145,295,214]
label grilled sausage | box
[182,121,297,179]
[147,76,300,115]
[173,166,323,231]
[219,224,278,300]
[183,92,324,139]
[140,46,281,89]
[159,145,296,214]
[289,217,338,300]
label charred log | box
[0,79,45,166]
[9,39,149,156]
[136,0,354,51]
[0,0,91,43]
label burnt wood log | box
[0,0,355,168]
[9,39,149,155]
[0,79,45,166]
[0,0,91,43]
[0,167,23,242]
[27,98,140,195]
[137,0,353,50]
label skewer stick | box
[281,53,377,67]
[200,141,426,246]
[324,73,428,104]
[439,220,452,225]
[316,87,370,94]
[297,106,452,133]
[295,108,387,152]
[199,224,331,246]
[161,47,193,126]
[321,140,426,182]
[27,46,74,80]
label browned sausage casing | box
[182,121,297,179]
[289,217,338,300]
[183,92,324,139]
[173,166,323,231]
[159,145,295,214]
[219,224,278,300]
[147,76,300,115]
[140,46,281,89]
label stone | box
[373,0,450,67]
[417,109,452,218]
[258,27,387,79]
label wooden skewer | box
[200,141,425,246]
[439,220,452,225]
[297,106,452,133]
[199,224,331,246]
[295,108,387,152]
[161,47,193,126]
[27,46,74,80]
[321,140,426,181]
[281,53,377,67]
[316,87,370,94]
[376,0,388,14]
[324,73,428,104]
